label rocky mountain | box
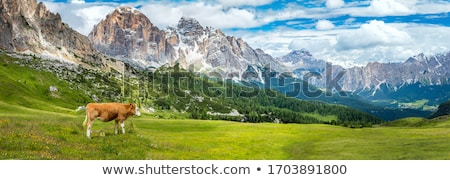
[88,6,176,68]
[276,49,344,88]
[89,7,284,81]
[0,0,107,66]
[344,52,450,95]
[280,49,449,91]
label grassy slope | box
[0,54,91,113]
[383,116,450,128]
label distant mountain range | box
[1,0,448,116]
[278,49,450,110]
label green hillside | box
[429,100,450,119]
[384,116,450,128]
[0,54,90,112]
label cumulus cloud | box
[326,0,345,9]
[140,2,260,29]
[74,6,116,35]
[336,20,412,51]
[316,20,335,30]
[70,0,85,4]
[284,22,450,67]
[42,1,116,35]
[350,0,415,16]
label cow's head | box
[130,103,141,116]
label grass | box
[383,116,450,128]
[1,106,450,160]
[398,99,429,109]
[0,103,152,160]
[0,54,91,112]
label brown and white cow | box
[83,102,141,138]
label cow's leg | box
[114,120,119,134]
[87,119,94,139]
[120,120,125,134]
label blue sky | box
[42,0,450,67]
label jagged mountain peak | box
[289,48,313,57]
[178,17,202,28]
[406,53,426,64]
[101,6,154,29]
[114,6,140,14]
[89,6,173,68]
[177,17,206,36]
[278,49,321,67]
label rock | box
[75,106,86,112]
[49,86,58,92]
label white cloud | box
[261,8,307,24]
[216,0,275,7]
[140,2,260,29]
[316,20,335,30]
[326,0,345,9]
[368,0,414,15]
[75,6,116,35]
[336,20,412,50]
[70,0,85,4]
[42,1,116,35]
[261,21,450,67]
[347,0,415,17]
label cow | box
[82,102,141,138]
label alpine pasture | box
[1,53,450,160]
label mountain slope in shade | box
[429,100,450,119]
[0,0,104,65]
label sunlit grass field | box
[1,103,449,160]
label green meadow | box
[1,103,450,160]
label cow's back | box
[86,103,124,122]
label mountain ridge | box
[89,6,285,81]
